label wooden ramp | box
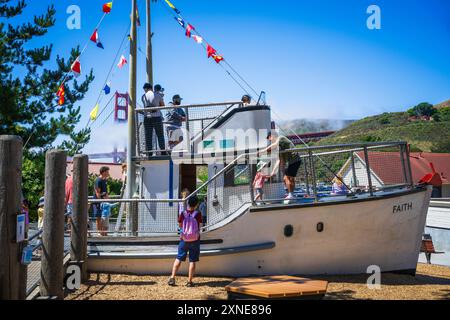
[225,276,328,300]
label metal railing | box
[88,141,414,236]
[135,101,244,158]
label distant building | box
[66,161,124,181]
[339,152,450,198]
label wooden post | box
[40,150,66,299]
[70,155,88,282]
[0,135,24,300]
[127,0,138,234]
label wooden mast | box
[127,0,138,234]
[146,0,154,86]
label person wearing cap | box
[141,83,167,156]
[252,161,271,203]
[241,95,251,107]
[166,94,187,149]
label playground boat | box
[87,101,432,276]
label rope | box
[159,0,258,101]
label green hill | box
[316,111,450,153]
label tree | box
[0,0,95,216]
[407,102,436,118]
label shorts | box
[167,126,184,143]
[285,160,302,178]
[177,239,200,263]
[255,188,264,196]
[93,204,102,218]
[101,217,110,229]
[66,204,73,217]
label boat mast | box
[127,0,138,234]
[146,0,153,86]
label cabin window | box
[224,164,252,187]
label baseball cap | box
[173,94,183,101]
[38,197,45,207]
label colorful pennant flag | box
[90,29,104,49]
[212,54,224,64]
[165,0,181,14]
[103,2,113,13]
[71,59,81,77]
[175,17,185,28]
[192,35,203,44]
[118,55,127,68]
[185,24,195,38]
[103,82,111,95]
[90,104,99,121]
[56,85,65,105]
[207,45,216,58]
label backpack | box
[181,210,200,242]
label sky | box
[11,0,450,156]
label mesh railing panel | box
[136,103,240,157]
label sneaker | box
[168,278,175,286]
[283,194,295,205]
[186,281,194,287]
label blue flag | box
[103,82,111,95]
[175,17,185,28]
[97,42,104,49]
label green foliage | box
[0,0,95,216]
[407,102,436,117]
[437,107,450,122]
[317,108,450,153]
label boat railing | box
[88,141,414,237]
[135,101,244,158]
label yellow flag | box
[90,104,99,121]
[165,0,176,10]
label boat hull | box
[88,186,431,276]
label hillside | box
[279,118,354,134]
[316,112,450,153]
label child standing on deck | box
[100,201,119,236]
[253,161,271,203]
[168,195,202,287]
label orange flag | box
[56,85,65,105]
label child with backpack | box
[168,195,202,287]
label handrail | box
[89,151,256,204]
[135,101,243,113]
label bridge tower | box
[114,92,129,123]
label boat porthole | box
[284,225,294,237]
[317,222,324,233]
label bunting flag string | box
[161,0,260,100]
[55,1,114,106]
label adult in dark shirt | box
[93,166,110,236]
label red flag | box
[103,2,113,13]
[185,24,195,38]
[71,59,81,77]
[56,85,65,105]
[207,45,216,58]
[212,54,224,64]
[118,55,127,68]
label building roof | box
[355,151,450,185]
[66,161,124,181]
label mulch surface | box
[66,263,450,300]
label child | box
[100,201,119,236]
[253,161,271,203]
[168,195,202,287]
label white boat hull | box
[88,186,431,276]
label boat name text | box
[393,202,413,213]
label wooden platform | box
[225,275,328,300]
